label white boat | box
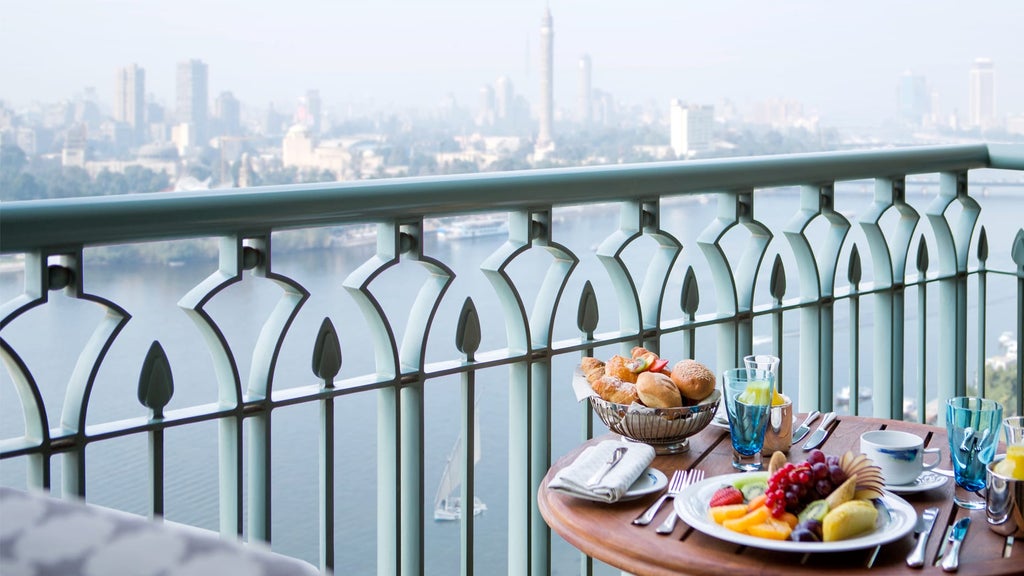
[436,216,508,240]
[434,419,487,522]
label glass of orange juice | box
[995,416,1024,480]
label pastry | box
[580,357,605,383]
[635,371,683,408]
[604,354,638,383]
[670,359,716,401]
[591,375,640,405]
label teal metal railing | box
[2,144,1023,576]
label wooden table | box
[538,415,1020,576]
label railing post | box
[784,184,849,412]
[926,172,979,426]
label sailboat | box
[433,417,487,521]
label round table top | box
[538,414,1019,576]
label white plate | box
[621,468,668,501]
[883,470,949,494]
[674,472,917,552]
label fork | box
[655,469,704,535]
[632,469,686,526]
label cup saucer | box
[883,470,949,494]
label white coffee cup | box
[860,430,942,486]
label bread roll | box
[670,359,716,401]
[605,354,638,383]
[630,346,655,359]
[635,371,683,408]
[591,375,640,405]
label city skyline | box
[2,1,1022,127]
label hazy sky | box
[2,0,1021,126]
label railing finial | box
[312,318,342,387]
[138,341,173,419]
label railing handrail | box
[3,143,1021,253]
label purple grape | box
[811,462,828,480]
[826,455,839,467]
[790,528,819,542]
[785,489,800,507]
[801,519,823,538]
[829,465,847,485]
[815,479,832,497]
[806,449,826,465]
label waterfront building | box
[176,59,209,146]
[898,71,929,126]
[215,91,241,137]
[669,100,713,158]
[114,63,146,144]
[578,54,592,125]
[969,57,996,129]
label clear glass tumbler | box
[722,368,774,471]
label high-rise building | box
[495,76,513,120]
[478,84,495,127]
[578,55,592,125]
[898,71,930,126]
[176,59,209,145]
[669,100,714,158]
[215,91,241,136]
[306,89,322,135]
[115,64,146,144]
[969,58,995,129]
[537,7,554,147]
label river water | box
[1,179,1020,574]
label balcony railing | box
[1,143,1023,575]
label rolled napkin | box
[549,440,656,503]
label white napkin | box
[549,440,656,503]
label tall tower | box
[537,7,554,147]
[578,55,592,125]
[115,64,146,144]
[969,58,995,129]
[177,59,209,145]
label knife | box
[791,410,821,445]
[801,411,836,450]
[906,507,939,568]
[940,517,970,572]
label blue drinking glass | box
[946,396,1003,509]
[722,368,774,471]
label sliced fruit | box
[825,475,857,509]
[822,499,878,542]
[748,517,793,540]
[796,499,829,524]
[767,451,788,477]
[839,451,885,499]
[779,511,799,529]
[709,486,744,507]
[723,505,770,534]
[740,480,768,501]
[709,504,750,524]
[649,358,669,373]
[738,379,772,405]
[746,493,767,512]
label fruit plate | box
[674,473,917,553]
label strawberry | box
[709,485,744,507]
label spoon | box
[587,446,628,487]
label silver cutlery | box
[632,469,685,526]
[655,469,704,535]
[801,411,837,450]
[906,507,939,568]
[587,446,627,487]
[791,410,821,445]
[940,517,970,572]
